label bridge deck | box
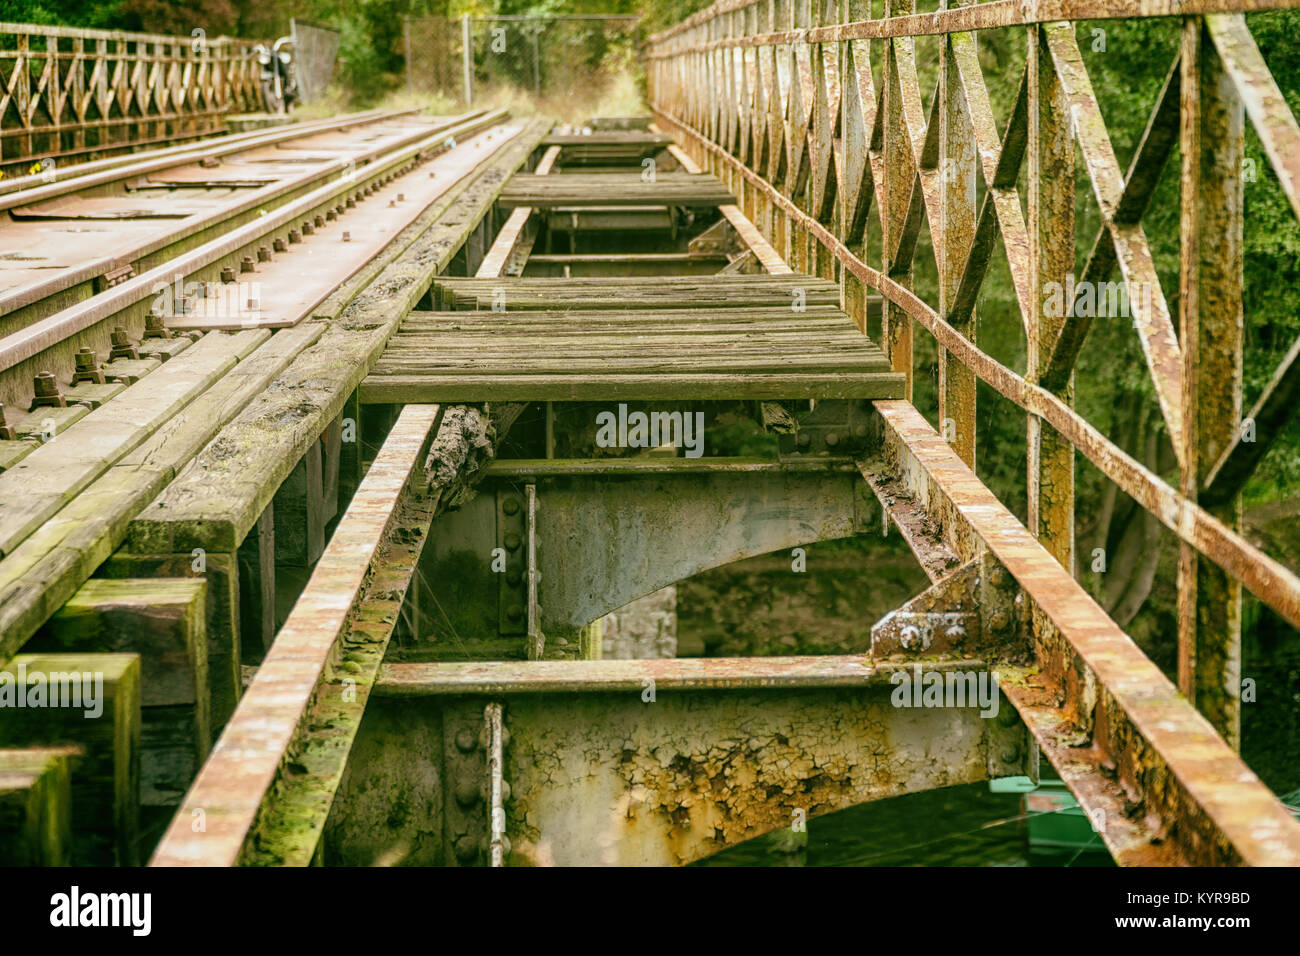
[499,172,734,208]
[363,275,904,402]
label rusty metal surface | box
[645,107,1300,633]
[1177,18,1245,748]
[0,111,510,397]
[423,459,873,644]
[1044,24,1185,465]
[1027,24,1077,574]
[870,400,1300,865]
[354,656,1002,865]
[0,112,473,318]
[0,22,264,171]
[149,404,439,867]
[647,0,1300,49]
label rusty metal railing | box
[0,21,264,171]
[645,0,1300,863]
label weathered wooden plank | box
[35,578,209,809]
[475,144,561,279]
[0,322,325,670]
[0,330,271,558]
[123,120,549,558]
[151,404,441,867]
[0,746,76,866]
[0,439,37,473]
[0,653,140,865]
[360,371,906,402]
[543,132,673,146]
[274,439,326,568]
[500,172,734,208]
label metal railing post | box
[462,14,473,106]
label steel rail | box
[0,109,510,376]
[651,107,1300,632]
[0,108,415,198]
[0,110,484,317]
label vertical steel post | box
[939,0,978,469]
[1178,17,1244,749]
[881,0,916,400]
[1027,24,1076,575]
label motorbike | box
[256,36,299,114]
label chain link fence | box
[405,14,640,106]
[290,19,340,105]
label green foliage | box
[0,0,125,27]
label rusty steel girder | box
[330,655,1026,866]
[870,400,1300,865]
[421,457,874,652]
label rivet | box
[502,498,520,515]
[455,729,477,753]
[453,835,478,863]
[455,780,480,807]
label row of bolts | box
[0,155,438,442]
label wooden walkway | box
[499,172,735,209]
[363,276,903,402]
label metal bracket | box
[777,399,874,459]
[95,263,136,293]
[871,559,981,658]
[852,477,876,535]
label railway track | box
[0,107,509,419]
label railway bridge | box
[2,0,1300,868]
